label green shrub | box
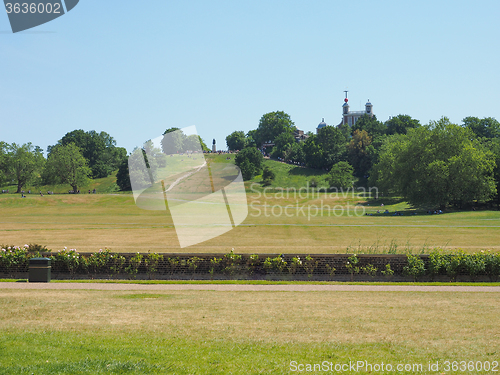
[246,254,259,276]
[222,249,242,276]
[145,252,164,279]
[166,257,180,276]
[209,257,222,279]
[0,245,31,275]
[484,251,500,281]
[84,248,111,277]
[187,257,202,276]
[288,256,302,275]
[303,255,318,278]
[125,253,143,279]
[325,264,336,278]
[345,255,360,281]
[263,255,287,274]
[361,263,378,278]
[403,254,425,282]
[51,248,81,277]
[444,251,466,282]
[109,253,126,278]
[462,253,486,282]
[428,250,446,281]
[380,264,394,278]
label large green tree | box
[5,143,45,193]
[347,130,376,178]
[50,130,126,178]
[385,114,421,135]
[254,111,295,146]
[226,131,247,151]
[327,161,355,190]
[0,141,9,185]
[44,143,91,192]
[316,125,347,168]
[371,117,497,208]
[234,147,264,180]
[462,117,500,139]
[352,114,385,137]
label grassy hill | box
[0,171,124,195]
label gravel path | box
[1,282,499,292]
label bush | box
[263,255,287,274]
[403,254,425,282]
[361,263,378,278]
[484,252,500,281]
[444,251,466,282]
[145,252,164,279]
[221,249,242,276]
[288,256,302,275]
[345,254,360,281]
[109,253,126,278]
[380,264,394,278]
[303,255,318,278]
[125,253,143,279]
[84,248,111,277]
[462,253,485,282]
[428,250,446,281]
[51,248,81,277]
[187,257,203,276]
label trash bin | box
[29,258,51,282]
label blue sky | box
[1,0,499,154]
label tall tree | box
[161,127,185,154]
[5,143,45,193]
[254,111,295,146]
[234,147,264,180]
[226,131,247,151]
[385,114,421,135]
[44,143,91,192]
[50,130,125,178]
[347,130,376,178]
[372,117,496,208]
[0,141,9,185]
[352,114,385,137]
[462,117,500,139]
[316,125,347,168]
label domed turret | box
[316,118,327,134]
[365,100,373,116]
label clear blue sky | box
[1,0,499,154]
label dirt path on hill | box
[1,283,499,292]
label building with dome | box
[316,92,374,133]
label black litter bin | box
[29,258,51,282]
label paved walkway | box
[1,282,499,292]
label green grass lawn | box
[0,289,498,374]
[1,157,499,253]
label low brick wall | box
[0,252,494,282]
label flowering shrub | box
[51,248,81,277]
[83,248,111,277]
[288,256,302,275]
[263,255,287,274]
[125,252,143,279]
[345,254,360,281]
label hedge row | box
[1,245,500,282]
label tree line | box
[228,112,500,209]
[0,130,126,193]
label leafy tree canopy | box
[226,131,247,151]
[43,143,91,192]
[462,116,500,139]
[255,111,295,146]
[352,114,385,137]
[234,147,264,180]
[385,114,421,135]
[371,117,497,208]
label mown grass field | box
[1,155,499,253]
[0,289,498,374]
